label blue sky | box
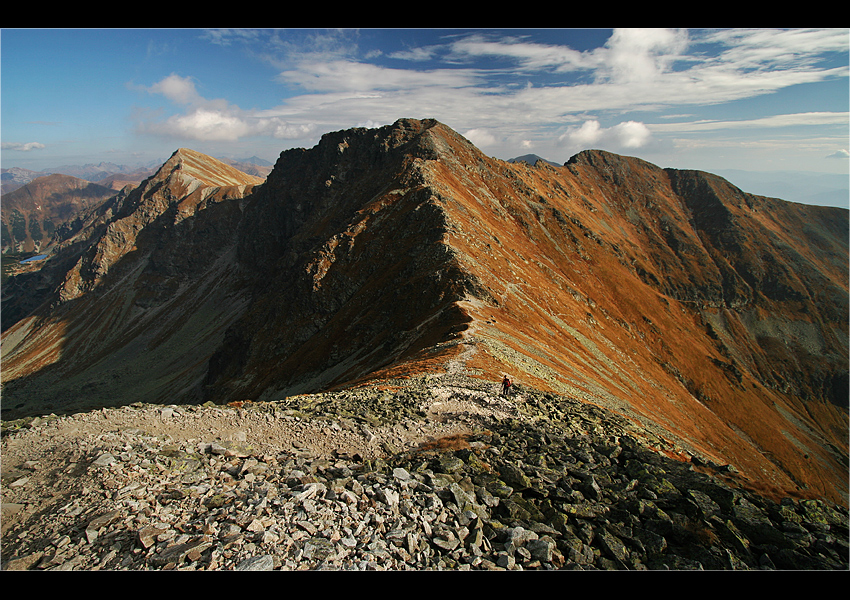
[2,28,848,201]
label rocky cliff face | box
[1,119,847,508]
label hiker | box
[501,375,512,397]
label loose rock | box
[2,375,847,570]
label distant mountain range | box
[713,169,849,210]
[1,174,119,254]
[1,155,274,195]
[507,154,561,168]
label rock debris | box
[2,374,847,571]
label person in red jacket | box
[501,375,512,397]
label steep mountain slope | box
[1,148,264,411]
[1,174,117,254]
[1,119,847,507]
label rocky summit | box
[1,118,848,570]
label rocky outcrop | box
[203,119,485,402]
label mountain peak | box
[159,148,265,188]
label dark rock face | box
[1,119,847,510]
[204,119,479,402]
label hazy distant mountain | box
[95,168,157,191]
[507,153,561,167]
[715,169,849,209]
[43,161,144,182]
[238,155,274,167]
[219,156,274,178]
[1,173,117,254]
[1,167,44,195]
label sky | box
[2,28,848,205]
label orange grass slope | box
[377,123,848,505]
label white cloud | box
[596,28,690,84]
[131,29,848,153]
[200,28,263,47]
[557,120,653,151]
[277,59,478,93]
[648,112,849,133]
[2,142,46,151]
[388,47,435,62]
[447,33,596,73]
[463,128,499,147]
[139,108,315,142]
[137,74,316,142]
[826,149,849,159]
[700,28,849,69]
[145,73,204,105]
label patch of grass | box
[416,433,471,453]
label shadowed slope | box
[1,150,264,414]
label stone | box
[498,462,532,489]
[236,555,275,571]
[92,453,118,467]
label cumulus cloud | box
[2,142,46,151]
[139,108,314,142]
[146,73,204,105]
[463,128,499,148]
[826,149,849,159]
[558,120,653,151]
[137,74,315,142]
[597,28,690,84]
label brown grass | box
[416,433,472,453]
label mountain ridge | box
[1,174,117,254]
[1,118,847,507]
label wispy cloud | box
[648,112,850,133]
[276,60,480,93]
[132,28,848,159]
[444,32,598,72]
[136,73,315,142]
[2,142,46,152]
